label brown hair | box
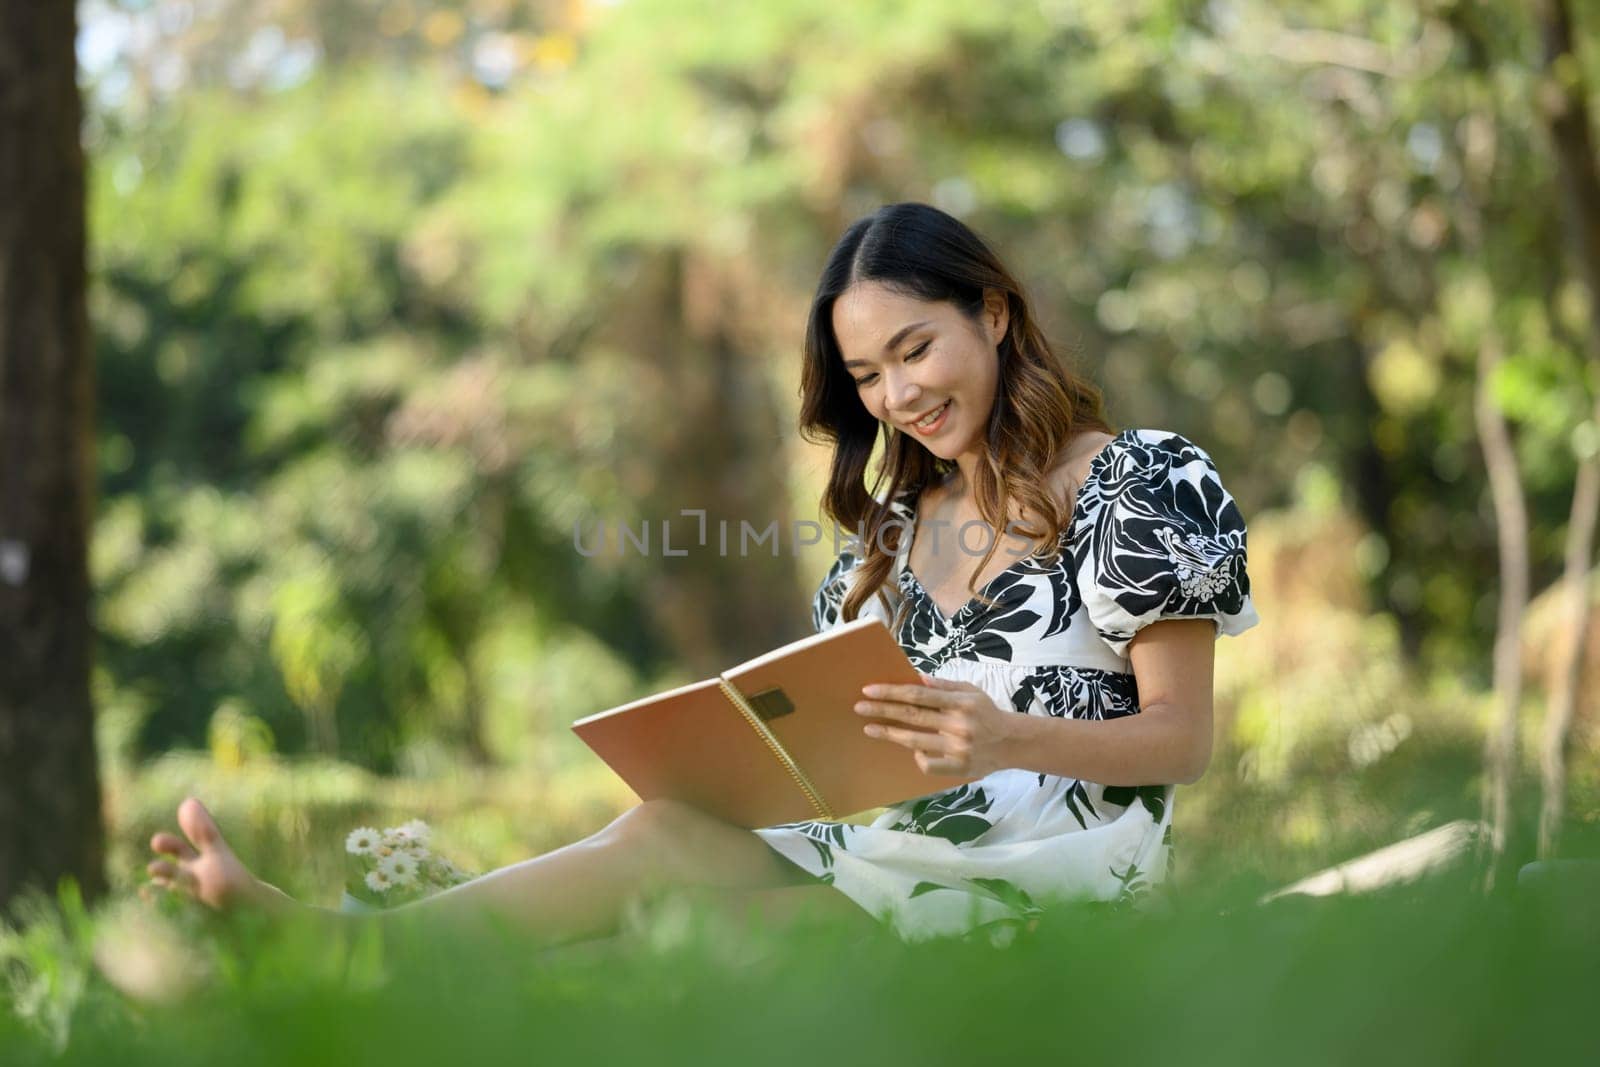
[799,202,1112,623]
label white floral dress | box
[753,429,1259,942]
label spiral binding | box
[717,678,835,821]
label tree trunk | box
[1342,334,1424,661]
[1447,42,1528,891]
[1541,449,1598,860]
[0,0,105,910]
[1533,0,1600,862]
[614,246,805,676]
[1474,327,1529,892]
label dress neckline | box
[898,430,1128,625]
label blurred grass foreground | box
[2,868,1598,1065]
[5,0,1600,1060]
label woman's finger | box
[856,700,947,730]
[868,723,955,754]
[861,683,954,707]
[916,672,975,691]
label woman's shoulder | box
[1042,428,1121,513]
[1070,427,1246,547]
[1103,428,1229,480]
[1061,428,1241,537]
[1071,428,1227,488]
[1052,428,1120,480]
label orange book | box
[571,617,981,828]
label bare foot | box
[147,797,294,914]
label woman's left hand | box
[854,672,1021,777]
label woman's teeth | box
[916,401,949,428]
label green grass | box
[9,663,1593,1065]
[4,865,1597,1066]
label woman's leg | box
[148,797,822,945]
[390,799,820,943]
[671,883,882,934]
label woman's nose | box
[884,371,921,414]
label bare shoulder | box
[1047,430,1117,506]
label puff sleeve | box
[810,549,859,633]
[1073,430,1258,658]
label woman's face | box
[831,281,1007,464]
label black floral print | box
[810,550,857,633]
[885,784,996,844]
[757,429,1258,942]
[1072,431,1252,656]
[761,819,856,886]
[1009,665,1140,721]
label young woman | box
[147,202,1257,944]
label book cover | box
[571,618,981,828]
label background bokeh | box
[67,0,1600,905]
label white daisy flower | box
[379,851,419,887]
[383,822,428,849]
[365,869,393,894]
[345,827,381,856]
[427,859,457,885]
[405,844,432,863]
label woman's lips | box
[910,400,951,436]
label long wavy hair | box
[799,202,1113,623]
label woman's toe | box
[147,858,200,895]
[151,832,198,861]
[176,797,225,854]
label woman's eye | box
[854,373,878,387]
[905,341,930,360]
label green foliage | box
[4,859,1600,1064]
[89,66,682,766]
[86,2,1600,774]
[45,4,1600,1056]
[76,0,1600,946]
[0,883,97,1054]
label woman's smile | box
[907,399,951,436]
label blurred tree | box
[83,0,583,101]
[1471,272,1527,890]
[1440,0,1530,890]
[1531,0,1600,862]
[74,0,1600,832]
[0,0,105,909]
[86,58,810,767]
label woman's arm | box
[1004,619,1215,785]
[855,619,1217,787]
